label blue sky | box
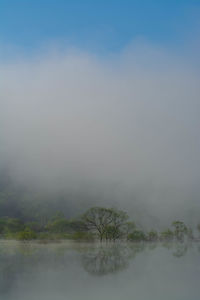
[0,0,200,55]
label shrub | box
[71,231,94,241]
[148,230,158,241]
[46,219,70,233]
[17,229,37,241]
[160,229,174,241]
[128,230,146,241]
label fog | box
[0,42,200,226]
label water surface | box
[0,240,199,300]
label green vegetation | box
[0,173,199,242]
[172,221,188,241]
[82,207,128,241]
[147,230,158,242]
[17,229,37,241]
[0,205,196,242]
[160,229,174,241]
[128,230,146,241]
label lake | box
[0,240,199,300]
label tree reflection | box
[81,243,145,276]
[162,242,189,257]
[172,243,188,257]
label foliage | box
[17,229,37,241]
[71,231,94,241]
[51,211,65,221]
[37,232,70,241]
[0,218,7,233]
[0,178,196,243]
[67,219,89,232]
[172,221,188,241]
[104,225,122,241]
[46,218,70,233]
[111,209,129,240]
[123,221,136,237]
[82,207,128,241]
[147,230,158,241]
[25,221,43,232]
[128,230,146,241]
[82,207,115,241]
[160,229,174,241]
[4,218,24,233]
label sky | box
[0,0,200,55]
[0,1,200,226]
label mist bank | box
[0,42,200,227]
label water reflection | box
[79,241,194,275]
[81,244,132,276]
[0,240,199,300]
[172,243,188,258]
[162,242,189,257]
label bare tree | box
[83,207,128,241]
[82,207,114,241]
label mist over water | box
[0,42,200,226]
[0,241,199,300]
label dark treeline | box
[0,171,200,242]
[0,170,77,222]
[0,206,199,242]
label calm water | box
[0,240,199,300]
